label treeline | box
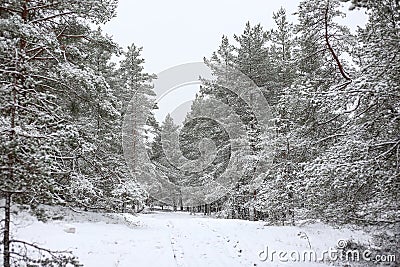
[0,1,154,265]
[150,0,399,230]
[0,1,154,210]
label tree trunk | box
[3,192,11,267]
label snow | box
[7,207,371,267]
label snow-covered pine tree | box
[58,27,125,210]
[302,0,399,226]
[149,114,185,210]
[160,114,181,177]
[255,0,357,224]
[268,7,296,92]
[119,44,156,211]
[197,30,270,219]
[0,0,118,265]
[234,22,270,88]
[254,7,297,223]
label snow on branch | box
[9,239,82,267]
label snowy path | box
[13,210,370,267]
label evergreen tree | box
[234,22,269,87]
[268,7,296,90]
[0,0,119,265]
[119,44,156,210]
[302,0,399,225]
[255,0,356,224]
[193,30,271,218]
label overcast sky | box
[102,0,367,74]
[101,0,368,124]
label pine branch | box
[375,140,400,160]
[26,47,46,62]
[31,74,87,101]
[315,133,346,143]
[0,189,26,195]
[324,0,352,82]
[0,7,21,14]
[27,2,61,11]
[26,27,67,56]
[31,11,75,23]
[317,113,341,126]
[60,34,88,39]
[9,240,72,255]
[8,239,82,266]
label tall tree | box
[303,0,400,225]
[255,0,356,224]
[268,7,296,90]
[0,0,118,265]
[119,44,156,210]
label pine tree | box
[151,114,185,209]
[255,0,357,225]
[61,28,124,210]
[302,0,399,225]
[234,22,269,87]
[0,0,118,265]
[268,7,296,91]
[194,29,271,219]
[119,44,156,210]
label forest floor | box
[6,206,373,267]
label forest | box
[0,0,399,266]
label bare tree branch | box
[31,11,74,24]
[9,240,72,255]
[324,0,352,82]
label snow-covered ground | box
[7,207,371,267]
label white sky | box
[102,0,368,124]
